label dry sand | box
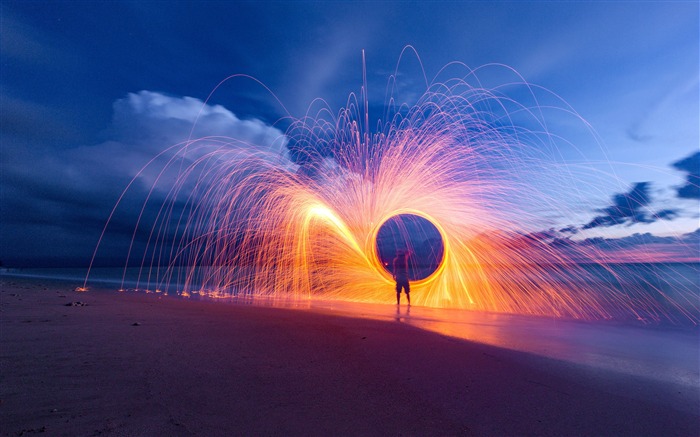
[1,276,698,436]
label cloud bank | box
[672,151,700,200]
[581,182,677,230]
[1,91,289,266]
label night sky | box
[1,1,698,267]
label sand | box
[1,276,698,436]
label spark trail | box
[86,55,699,324]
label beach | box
[1,276,698,436]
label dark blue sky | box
[1,1,698,266]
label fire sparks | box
[86,60,699,324]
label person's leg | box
[405,281,411,305]
[396,282,401,304]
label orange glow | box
[86,61,699,324]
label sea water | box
[4,262,697,323]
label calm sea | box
[2,262,698,325]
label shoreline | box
[1,276,698,436]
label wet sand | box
[1,276,698,436]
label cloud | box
[582,182,650,229]
[0,91,291,266]
[526,229,700,263]
[651,209,678,220]
[581,182,678,230]
[1,92,87,144]
[575,229,700,263]
[625,125,653,143]
[581,232,676,250]
[0,11,55,64]
[111,91,289,158]
[488,226,699,264]
[571,151,699,234]
[672,151,700,200]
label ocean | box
[2,262,698,326]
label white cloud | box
[111,90,290,161]
[0,90,297,262]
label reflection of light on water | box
[86,58,699,324]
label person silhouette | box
[393,250,410,305]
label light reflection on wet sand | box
[303,299,700,388]
[5,271,698,389]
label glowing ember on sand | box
[87,55,698,324]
